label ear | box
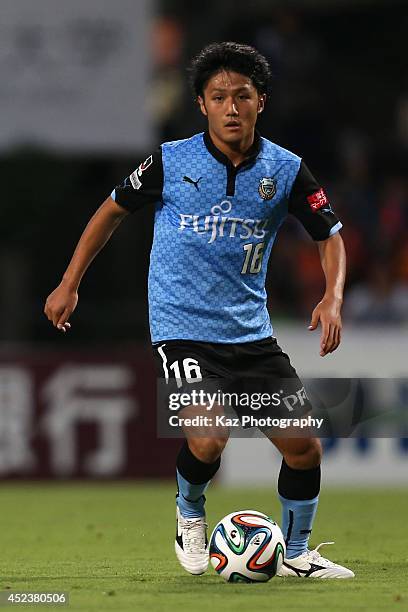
[257,94,266,114]
[197,95,207,116]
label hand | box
[44,281,78,333]
[308,296,342,357]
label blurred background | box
[0,0,407,484]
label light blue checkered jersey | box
[148,133,300,343]
[112,131,342,344]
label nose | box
[226,97,239,116]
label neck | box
[208,127,255,167]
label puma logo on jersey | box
[183,176,202,191]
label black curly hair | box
[188,42,272,98]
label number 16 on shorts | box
[157,345,203,388]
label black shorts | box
[153,337,312,428]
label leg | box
[267,435,354,578]
[175,413,229,575]
[273,437,322,470]
[246,338,321,556]
[269,436,322,559]
[176,435,228,518]
[153,341,230,574]
[177,401,229,517]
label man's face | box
[198,70,265,145]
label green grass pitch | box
[0,483,407,611]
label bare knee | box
[188,437,228,463]
[284,438,322,469]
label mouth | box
[225,121,241,130]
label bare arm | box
[44,196,129,331]
[308,232,346,356]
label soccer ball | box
[209,510,285,583]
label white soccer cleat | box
[276,542,355,579]
[175,506,209,575]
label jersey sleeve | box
[110,147,163,213]
[288,161,342,241]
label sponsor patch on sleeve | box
[129,170,142,190]
[307,188,329,211]
[129,155,153,190]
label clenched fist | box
[44,281,78,333]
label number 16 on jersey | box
[241,242,265,274]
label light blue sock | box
[176,469,209,518]
[279,494,319,559]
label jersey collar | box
[203,129,261,170]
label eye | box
[213,96,223,101]
[238,94,250,100]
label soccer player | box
[44,42,354,579]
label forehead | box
[204,70,255,93]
